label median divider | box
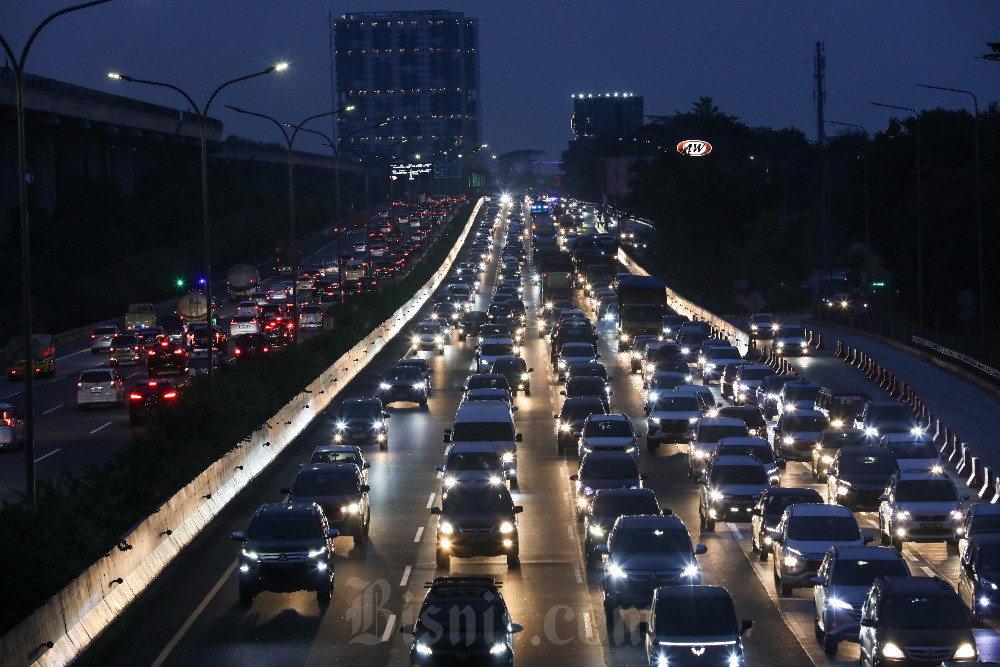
[0,198,486,667]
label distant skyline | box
[4,2,998,162]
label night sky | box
[4,2,998,160]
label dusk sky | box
[5,2,998,160]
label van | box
[5,334,56,379]
[444,401,523,487]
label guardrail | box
[0,198,485,667]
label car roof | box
[254,502,322,517]
[297,462,360,475]
[311,443,362,454]
[830,545,906,561]
[970,504,1000,516]
[454,401,513,420]
[654,585,732,602]
[785,503,855,518]
[893,470,953,483]
[839,445,895,457]
[698,418,747,427]
[580,450,637,463]
[765,487,823,498]
[585,413,630,423]
[341,397,381,406]
[717,437,770,448]
[781,409,825,418]
[615,513,684,530]
[874,575,955,597]
[712,455,765,468]
[480,337,515,345]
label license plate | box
[90,387,103,393]
[270,562,298,571]
[921,522,942,529]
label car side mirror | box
[514,505,524,513]
[443,429,452,443]
[384,413,391,419]
[435,465,444,473]
[280,487,291,495]
[635,432,642,438]
[826,468,837,477]
[751,508,761,516]
[430,507,441,515]
[399,623,414,635]
[553,413,559,419]
[528,368,534,373]
[326,529,339,539]
[860,617,873,628]
[639,473,647,481]
[231,531,246,541]
[740,619,753,635]
[573,431,582,438]
[697,476,708,485]
[570,474,579,481]
[510,623,524,634]
[717,402,723,408]
[879,493,890,502]
[516,433,523,442]
[560,390,566,395]
[863,532,874,544]
[511,406,519,412]
[364,462,371,469]
[359,485,370,493]
[777,458,786,469]
[694,544,707,555]
[644,406,651,414]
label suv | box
[561,375,612,412]
[686,417,750,481]
[376,365,429,407]
[957,533,1000,621]
[576,414,640,461]
[732,364,776,404]
[231,502,338,605]
[583,488,662,564]
[305,443,370,484]
[108,334,142,367]
[815,389,872,428]
[281,464,371,546]
[717,405,768,439]
[811,427,870,481]
[554,396,607,454]
[232,333,269,361]
[750,487,824,560]
[699,346,744,384]
[332,397,389,448]
[712,436,783,486]
[879,470,968,551]
[430,482,523,569]
[146,340,189,377]
[90,325,119,354]
[437,442,507,491]
[640,586,752,667]
[855,400,923,438]
[776,378,823,417]
[859,576,978,665]
[571,451,645,519]
[644,391,702,450]
[812,546,911,656]
[411,320,445,353]
[76,368,125,410]
[698,455,772,531]
[757,375,798,419]
[773,409,830,461]
[399,576,522,666]
[749,312,778,339]
[489,355,532,396]
[555,342,599,381]
[477,337,518,372]
[772,503,872,596]
[828,446,899,510]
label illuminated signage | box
[390,162,433,181]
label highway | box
[68,198,1000,666]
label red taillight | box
[129,393,142,400]
[174,349,184,355]
[234,348,242,355]
[263,347,269,352]
[77,382,82,387]
[91,334,96,339]
[160,340,169,347]
[148,380,158,386]
[148,350,155,355]
[162,391,177,399]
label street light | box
[870,102,923,330]
[0,0,116,511]
[827,121,870,298]
[917,83,984,343]
[108,62,288,381]
[224,105,354,340]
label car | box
[643,391,702,451]
[437,442,507,492]
[457,310,488,341]
[773,409,830,460]
[686,417,750,481]
[660,314,690,341]
[411,320,446,353]
[232,332,269,361]
[858,576,978,665]
[185,322,227,353]
[698,455,772,530]
[731,364,775,404]
[555,342,599,380]
[76,368,125,410]
[431,482,523,569]
[749,312,778,339]
[478,323,522,345]
[462,373,513,402]
[445,401,521,486]
[263,315,295,345]
[232,502,337,605]
[305,443,370,484]
[461,387,514,409]
[644,372,690,402]
[108,334,142,367]
[561,375,612,412]
[673,383,719,415]
[640,586,752,667]
[878,469,968,551]
[476,337,518,373]
[772,324,810,355]
[570,451,645,519]
[564,361,612,385]
[815,389,872,428]
[298,305,324,328]
[90,325,119,354]
[878,433,941,471]
[750,487,824,560]
[583,488,662,564]
[186,351,221,376]
[576,413,641,461]
[699,346,744,384]
[812,546,911,655]
[757,374,799,419]
[376,365,429,407]
[776,378,824,417]
[399,576,522,666]
[717,405,768,439]
[133,326,166,350]
[957,533,1000,621]
[489,355,532,396]
[128,378,180,425]
[281,464,371,546]
[771,503,873,597]
[627,334,661,372]
[809,427,871,481]
[146,339,189,377]
[600,513,706,622]
[0,403,25,451]
[228,314,259,336]
[855,400,924,438]
[712,436,783,485]
[331,397,389,448]
[958,504,1000,557]
[554,396,608,454]
[395,358,434,395]
[828,445,899,510]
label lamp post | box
[108,62,288,382]
[1,0,116,511]
[870,102,923,330]
[224,105,354,341]
[917,83,984,343]
[827,121,870,302]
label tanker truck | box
[226,264,260,302]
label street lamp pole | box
[109,62,288,382]
[871,102,922,330]
[0,0,116,511]
[224,105,354,342]
[827,121,870,299]
[917,83,984,343]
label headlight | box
[710,490,725,501]
[954,643,977,659]
[705,363,717,370]
[241,548,258,559]
[443,477,456,489]
[588,524,605,537]
[647,363,656,371]
[489,643,508,655]
[689,417,698,423]
[521,373,529,380]
[439,522,454,535]
[335,420,347,430]
[413,383,425,390]
[681,563,700,578]
[308,546,328,558]
[783,436,795,445]
[800,341,808,347]
[827,597,853,611]
[435,335,443,343]
[830,419,844,428]
[632,351,641,359]
[411,336,420,344]
[341,503,359,514]
[608,563,628,579]
[379,382,391,390]
[372,420,384,429]
[784,555,799,568]
[910,426,924,435]
[896,510,911,521]
[647,391,658,401]
[881,644,905,659]
[983,578,999,591]
[583,486,595,496]
[558,359,566,368]
[499,521,515,534]
[694,450,707,458]
[951,510,964,520]
[866,427,879,436]
[821,455,834,464]
[560,423,571,432]
[681,347,690,355]
[415,642,433,656]
[620,333,629,341]
[932,465,943,474]
[663,327,671,334]
[837,485,849,495]
[502,452,514,463]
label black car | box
[395,358,434,395]
[489,356,532,396]
[281,464,371,546]
[458,310,489,340]
[564,361,611,385]
[554,396,608,454]
[549,325,598,362]
[750,487,824,560]
[376,365,428,407]
[571,451,645,519]
[463,373,513,395]
[717,405,768,439]
[232,502,337,606]
[145,340,189,377]
[332,397,389,448]
[642,585,751,665]
[828,446,899,511]
[431,482,523,569]
[757,374,798,419]
[584,488,662,564]
[233,333,269,361]
[400,576,522,666]
[561,376,612,412]
[958,533,1000,621]
[185,322,227,353]
[128,378,181,425]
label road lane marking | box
[727,523,743,540]
[150,560,236,667]
[90,421,112,434]
[567,523,575,540]
[414,526,424,543]
[126,371,142,378]
[904,550,919,562]
[381,613,396,642]
[42,405,63,415]
[34,449,61,463]
[921,566,936,577]
[426,493,435,509]
[1,391,23,400]
[400,566,412,587]
[582,611,593,638]
[573,564,583,584]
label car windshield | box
[698,425,750,443]
[786,515,860,541]
[339,403,380,420]
[452,422,514,442]
[819,431,869,448]
[81,371,112,383]
[292,470,359,495]
[562,344,595,357]
[886,441,939,459]
[650,375,685,389]
[442,487,513,513]
[895,479,956,502]
[777,327,807,338]
[741,368,774,380]
[584,420,634,437]
[309,451,361,465]
[417,600,507,633]
[581,458,638,479]
[784,387,820,402]
[111,336,138,346]
[711,465,768,485]
[839,454,897,475]
[652,396,700,411]
[832,558,909,586]
[561,400,605,421]
[417,325,440,334]
[971,515,1000,534]
[385,367,422,380]
[784,416,830,431]
[481,343,514,356]
[466,391,508,402]
[870,405,917,422]
[567,381,605,396]
[491,359,522,372]
[708,348,741,360]
[879,596,969,629]
[593,495,659,517]
[613,527,691,553]
[765,493,822,515]
[977,545,1000,571]
[448,452,501,471]
[467,377,508,390]
[247,513,321,540]
[654,596,738,637]
[718,445,775,464]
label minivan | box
[445,401,522,488]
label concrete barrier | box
[0,199,486,667]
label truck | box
[274,240,302,278]
[540,271,573,307]
[615,274,668,351]
[177,292,218,325]
[226,264,260,302]
[5,334,56,379]
[125,303,156,330]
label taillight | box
[234,348,242,355]
[162,392,177,399]
[173,349,184,355]
[129,393,142,400]
[77,382,82,387]
[91,334,96,339]
[148,350,155,355]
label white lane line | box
[56,348,89,361]
[90,421,112,434]
[400,566,412,587]
[727,523,743,540]
[567,523,575,540]
[381,613,396,642]
[414,526,424,543]
[34,449,62,463]
[921,566,936,578]
[426,493,435,509]
[126,371,142,379]
[42,405,63,415]
[904,550,919,562]
[582,611,593,638]
[1,391,23,399]
[150,560,236,667]
[573,564,583,584]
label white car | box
[235,301,259,316]
[229,315,259,336]
[76,368,125,409]
[576,414,640,461]
[412,321,446,353]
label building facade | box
[570,93,643,138]
[332,10,482,160]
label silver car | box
[879,470,968,551]
[90,325,119,354]
[76,368,125,409]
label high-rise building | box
[332,10,482,160]
[570,93,643,138]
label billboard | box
[433,160,461,178]
[390,162,433,181]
